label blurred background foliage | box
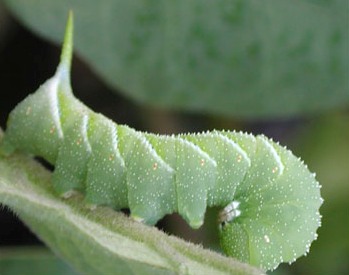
[0,1,348,275]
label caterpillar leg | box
[118,126,175,225]
[85,113,128,209]
[52,113,91,194]
[175,138,217,228]
[148,135,217,229]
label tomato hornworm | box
[0,14,322,271]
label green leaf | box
[0,247,79,275]
[0,129,263,275]
[4,0,348,118]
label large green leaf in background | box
[4,0,348,119]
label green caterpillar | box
[0,14,322,271]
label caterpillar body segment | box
[0,15,322,271]
[52,113,90,194]
[0,77,63,163]
[85,114,127,209]
[184,132,251,207]
[117,126,175,225]
[146,134,217,228]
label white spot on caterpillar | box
[153,162,158,170]
[26,106,32,115]
[237,155,242,162]
[50,126,56,134]
[76,138,82,146]
[264,235,270,243]
[200,158,205,166]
